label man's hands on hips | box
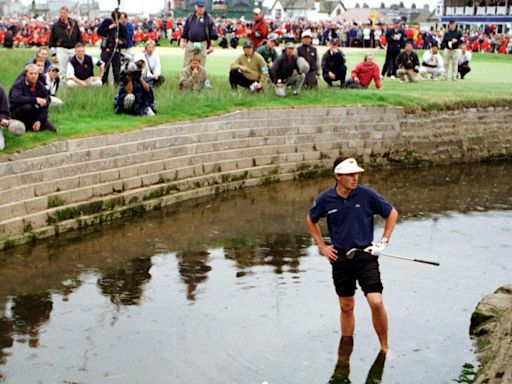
[319,244,338,262]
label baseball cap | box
[334,158,365,174]
[268,33,278,41]
[253,7,262,14]
[285,42,295,49]
[195,0,207,7]
[330,38,339,45]
[301,29,312,38]
[393,17,401,23]
[243,40,254,48]
[48,64,59,72]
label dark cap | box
[330,38,339,45]
[243,40,254,48]
[195,0,207,6]
[448,19,456,23]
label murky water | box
[0,162,511,384]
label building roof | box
[335,8,392,24]
[410,9,438,24]
[279,0,316,10]
[318,0,346,14]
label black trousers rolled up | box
[229,69,255,89]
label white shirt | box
[141,51,161,78]
[422,50,444,69]
[66,55,103,79]
[458,50,472,64]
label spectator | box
[441,20,463,81]
[321,38,347,88]
[114,59,155,116]
[229,40,267,92]
[458,43,472,79]
[26,46,52,73]
[140,40,165,87]
[120,12,134,53]
[9,64,57,133]
[180,0,218,67]
[97,10,129,86]
[179,56,210,91]
[345,52,382,89]
[247,8,268,49]
[0,85,25,150]
[396,40,420,83]
[255,34,278,68]
[66,43,104,87]
[44,65,63,107]
[382,18,405,79]
[49,6,82,76]
[297,29,321,89]
[270,42,305,96]
[418,44,445,80]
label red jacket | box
[351,61,381,89]
[248,19,268,48]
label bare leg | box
[339,296,355,336]
[366,292,388,352]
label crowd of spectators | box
[1,11,511,54]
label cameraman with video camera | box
[114,58,155,116]
[98,9,128,86]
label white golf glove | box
[364,241,387,256]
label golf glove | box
[364,241,386,256]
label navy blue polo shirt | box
[308,184,393,250]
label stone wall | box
[0,106,510,249]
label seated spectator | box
[0,85,25,150]
[458,43,472,79]
[114,59,155,116]
[26,46,52,73]
[345,52,382,89]
[9,64,57,132]
[255,34,278,68]
[418,43,445,80]
[44,65,63,107]
[66,43,104,87]
[140,40,165,87]
[269,42,305,96]
[229,40,267,92]
[320,38,347,87]
[396,40,420,83]
[179,56,210,91]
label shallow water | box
[0,162,511,384]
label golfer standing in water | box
[306,156,398,352]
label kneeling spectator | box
[179,56,210,91]
[66,43,104,87]
[229,40,267,92]
[9,64,57,132]
[114,59,156,116]
[45,65,63,107]
[0,85,25,150]
[418,43,445,80]
[458,43,472,79]
[269,42,305,96]
[140,40,165,87]
[321,38,347,87]
[396,40,420,83]
[345,52,382,89]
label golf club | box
[346,248,440,267]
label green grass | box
[1,46,512,154]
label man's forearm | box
[382,208,398,242]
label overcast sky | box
[21,0,440,15]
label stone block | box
[93,184,114,197]
[24,197,48,214]
[100,169,120,183]
[123,177,143,191]
[141,174,161,187]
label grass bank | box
[1,46,511,154]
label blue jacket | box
[9,76,50,127]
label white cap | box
[334,158,365,174]
[253,7,262,14]
[301,29,313,38]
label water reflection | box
[328,337,387,384]
[0,162,510,383]
[176,250,212,301]
[97,257,153,306]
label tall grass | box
[1,46,511,154]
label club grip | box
[414,258,440,266]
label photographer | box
[97,10,128,86]
[114,59,155,116]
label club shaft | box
[380,252,440,267]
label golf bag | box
[230,36,239,49]
[219,37,228,49]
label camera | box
[120,53,144,82]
